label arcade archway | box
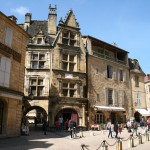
[24,106,47,124]
[55,108,79,126]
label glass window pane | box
[69,55,74,62]
[69,63,74,72]
[38,79,43,85]
[32,54,38,60]
[108,89,113,105]
[63,62,68,70]
[70,33,75,39]
[39,54,45,60]
[39,62,44,69]
[70,40,75,46]
[62,39,68,45]
[31,86,36,96]
[37,38,42,44]
[63,32,69,38]
[32,62,38,69]
[63,54,68,61]
[31,79,36,85]
[63,89,68,96]
[37,87,43,96]
[70,90,74,97]
[63,83,68,88]
[70,84,74,88]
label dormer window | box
[37,38,42,44]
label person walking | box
[132,120,138,136]
[107,119,113,138]
[59,116,63,130]
[147,117,150,131]
[114,121,119,138]
[69,119,77,139]
[43,119,47,135]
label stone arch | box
[54,106,82,126]
[24,106,47,123]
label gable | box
[64,10,79,28]
[66,13,78,28]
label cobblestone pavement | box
[0,128,150,150]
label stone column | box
[82,104,85,126]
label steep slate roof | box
[129,58,145,75]
[27,20,48,37]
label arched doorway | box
[55,108,78,126]
[134,111,141,122]
[0,101,4,134]
[24,106,47,129]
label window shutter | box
[114,89,118,106]
[0,57,11,87]
[4,58,11,87]
[113,67,117,80]
[0,70,5,86]
[105,64,107,78]
[123,71,126,82]
[105,88,108,105]
[122,91,125,106]
[5,27,13,47]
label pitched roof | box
[129,58,145,75]
[27,20,48,37]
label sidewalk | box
[0,128,150,150]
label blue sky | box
[1,0,150,74]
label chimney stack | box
[24,13,32,30]
[48,4,57,35]
[8,15,17,23]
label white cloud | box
[11,6,29,15]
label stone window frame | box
[62,53,77,72]
[5,26,13,47]
[0,56,11,87]
[61,81,78,97]
[29,77,44,96]
[31,52,46,69]
[62,30,77,46]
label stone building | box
[129,59,149,121]
[0,12,28,137]
[21,5,87,127]
[82,36,132,125]
[145,74,150,113]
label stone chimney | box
[24,13,32,30]
[8,15,17,23]
[48,4,57,35]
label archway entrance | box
[0,101,4,134]
[24,106,47,130]
[55,108,78,127]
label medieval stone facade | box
[22,6,87,127]
[82,36,131,125]
[20,5,147,129]
[0,12,28,137]
[129,59,149,121]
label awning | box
[95,106,126,112]
[135,109,150,116]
